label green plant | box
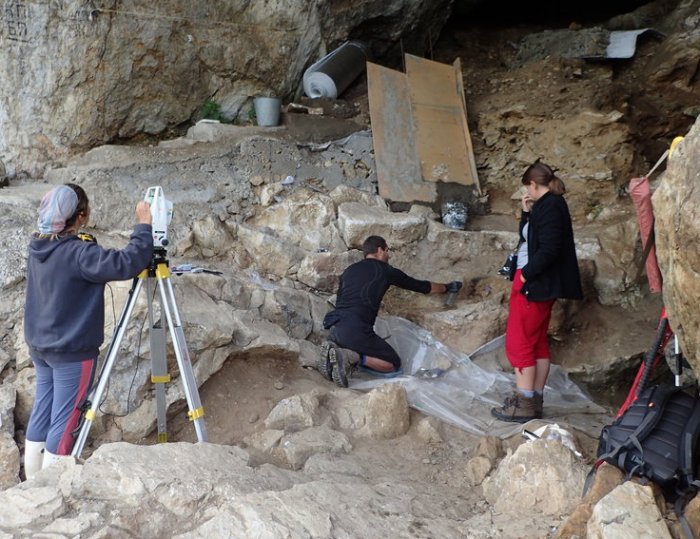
[587,202,604,220]
[201,99,222,121]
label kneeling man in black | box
[322,235,459,383]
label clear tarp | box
[350,316,611,439]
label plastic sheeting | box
[580,28,665,60]
[605,29,665,59]
[303,41,368,99]
[350,316,610,439]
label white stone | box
[337,202,427,249]
[244,429,285,454]
[264,392,321,430]
[0,431,20,489]
[280,425,351,469]
[587,481,672,539]
[482,438,587,517]
[357,383,410,440]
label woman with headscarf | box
[23,184,153,478]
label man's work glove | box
[446,281,462,293]
[445,281,463,306]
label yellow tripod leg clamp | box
[155,263,171,279]
[188,407,205,421]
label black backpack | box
[597,384,700,498]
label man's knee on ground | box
[364,355,399,372]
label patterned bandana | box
[37,185,79,234]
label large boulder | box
[654,119,700,374]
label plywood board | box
[405,54,480,190]
[453,57,481,194]
[366,61,436,203]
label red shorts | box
[505,269,555,370]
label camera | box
[498,252,517,278]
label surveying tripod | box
[71,248,208,458]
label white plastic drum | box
[303,41,368,99]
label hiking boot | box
[534,393,543,419]
[491,392,537,423]
[342,348,361,367]
[316,341,334,381]
[329,343,349,388]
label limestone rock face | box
[249,189,346,252]
[0,0,452,176]
[477,108,635,220]
[654,118,700,374]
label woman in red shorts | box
[491,161,583,423]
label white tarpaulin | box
[350,316,611,439]
[605,28,665,59]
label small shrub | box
[201,99,222,121]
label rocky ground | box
[155,12,683,538]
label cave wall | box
[0,0,453,177]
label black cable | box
[125,285,156,413]
[96,280,154,418]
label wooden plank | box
[405,54,479,189]
[366,61,436,203]
[453,57,481,194]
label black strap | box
[634,223,656,283]
[637,317,670,396]
[680,395,700,484]
[676,492,697,539]
[677,396,700,539]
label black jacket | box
[520,191,583,302]
[323,258,431,329]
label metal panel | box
[367,61,436,203]
[405,54,479,189]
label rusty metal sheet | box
[366,61,436,203]
[405,54,479,190]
